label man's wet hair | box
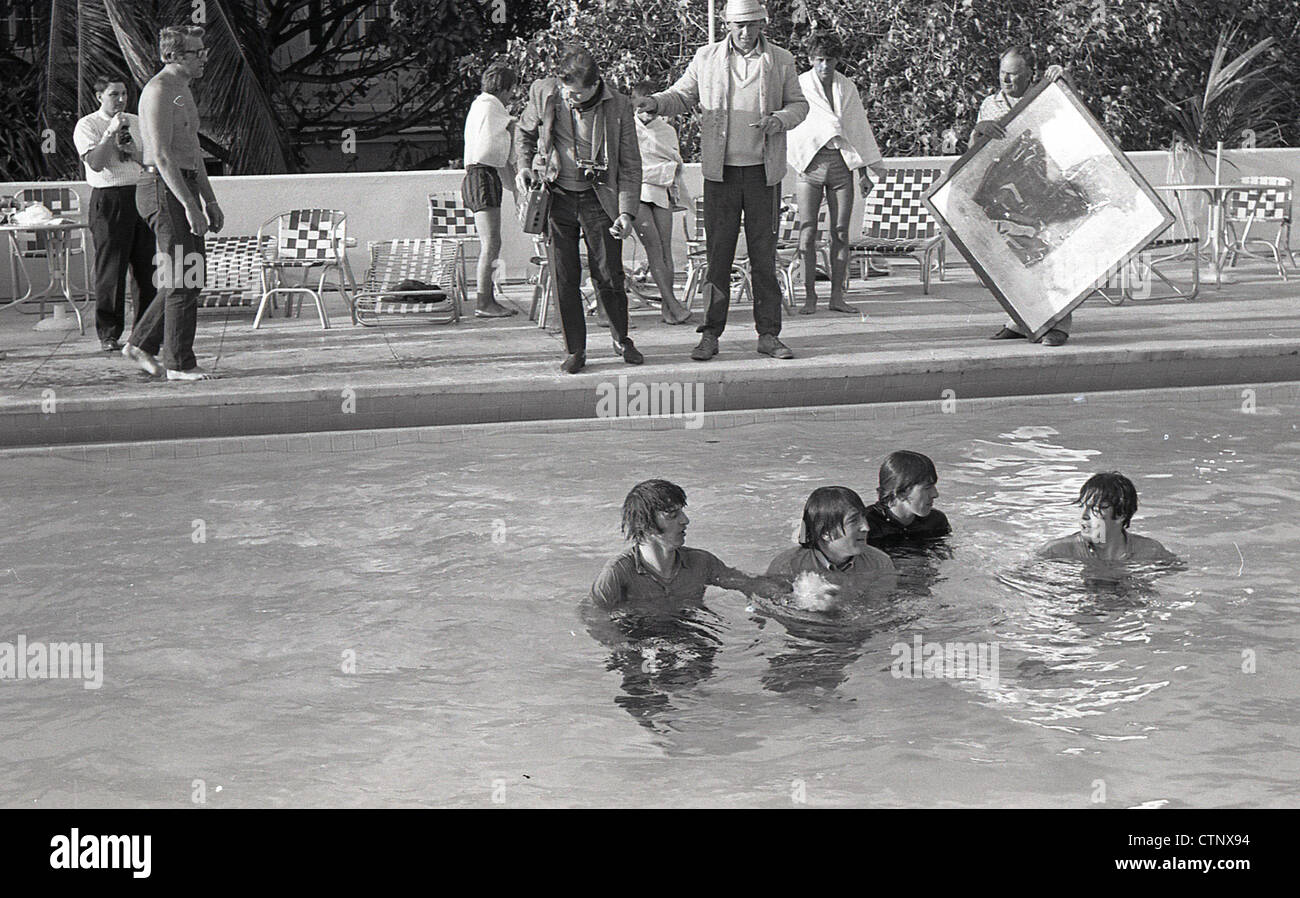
[1000,44,1035,70]
[622,479,688,543]
[800,486,868,549]
[159,24,205,60]
[1076,472,1138,529]
[806,33,843,60]
[630,80,658,100]
[481,63,518,95]
[558,47,600,87]
[877,450,939,506]
[93,75,129,96]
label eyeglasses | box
[175,48,209,61]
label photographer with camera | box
[73,75,158,352]
[516,47,644,374]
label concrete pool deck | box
[0,258,1296,448]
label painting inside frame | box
[926,77,1174,339]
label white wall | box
[4,147,1298,297]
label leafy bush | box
[498,0,1298,158]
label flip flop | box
[474,306,518,318]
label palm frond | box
[99,0,293,174]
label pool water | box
[2,388,1298,807]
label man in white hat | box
[635,0,807,361]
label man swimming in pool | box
[590,479,790,609]
[768,486,896,605]
[866,450,952,546]
[1039,472,1176,562]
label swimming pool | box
[2,385,1297,807]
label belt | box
[142,165,198,178]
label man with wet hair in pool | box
[866,450,952,546]
[590,479,788,609]
[1039,472,1176,562]
[767,486,896,605]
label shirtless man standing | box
[122,24,224,381]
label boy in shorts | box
[462,63,520,318]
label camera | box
[577,159,607,185]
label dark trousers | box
[546,186,630,356]
[89,185,157,342]
[702,164,782,338]
[128,172,205,371]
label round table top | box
[0,219,88,232]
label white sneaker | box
[165,368,215,381]
[122,344,163,376]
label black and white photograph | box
[0,0,1296,858]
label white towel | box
[787,69,882,175]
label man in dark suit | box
[516,47,644,373]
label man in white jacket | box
[787,34,887,315]
[634,0,807,361]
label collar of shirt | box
[727,34,766,59]
[632,545,683,582]
[813,546,856,573]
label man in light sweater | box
[634,0,807,361]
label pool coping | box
[4,380,1295,462]
[3,335,1297,449]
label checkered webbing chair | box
[1223,176,1293,280]
[254,209,351,329]
[427,193,476,309]
[848,167,946,293]
[351,239,461,326]
[1091,189,1201,306]
[681,196,752,311]
[197,236,274,313]
[12,187,91,301]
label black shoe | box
[614,337,643,365]
[990,326,1026,340]
[100,338,123,352]
[560,352,586,374]
[757,334,793,359]
[1038,328,1069,346]
[691,333,719,361]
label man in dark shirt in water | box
[866,450,952,545]
[1039,471,1176,562]
[590,479,788,609]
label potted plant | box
[1159,26,1284,233]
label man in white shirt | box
[73,76,157,352]
[462,63,520,318]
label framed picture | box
[925,76,1174,339]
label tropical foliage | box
[12,0,1298,180]
[501,0,1298,160]
[25,0,540,178]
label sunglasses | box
[174,48,209,60]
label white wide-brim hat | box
[724,0,768,22]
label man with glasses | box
[516,47,644,374]
[122,25,224,381]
